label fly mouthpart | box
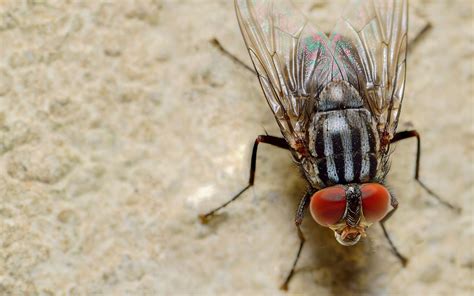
[334,226,366,246]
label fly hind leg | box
[210,38,257,75]
[199,135,289,224]
[391,130,460,211]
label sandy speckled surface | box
[0,0,472,295]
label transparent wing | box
[331,0,408,151]
[235,0,344,157]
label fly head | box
[309,183,394,246]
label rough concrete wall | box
[0,0,472,295]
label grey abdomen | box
[309,109,379,186]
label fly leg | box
[210,38,257,75]
[391,130,460,211]
[199,135,289,224]
[280,191,312,291]
[379,195,408,266]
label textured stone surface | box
[0,0,472,295]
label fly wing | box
[331,0,408,153]
[235,0,337,158]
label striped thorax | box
[308,81,380,187]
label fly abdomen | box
[309,108,379,186]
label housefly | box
[200,0,457,290]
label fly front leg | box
[379,194,408,266]
[391,130,460,211]
[280,190,312,291]
[199,135,289,224]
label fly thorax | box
[307,81,379,185]
[344,185,362,227]
[317,80,363,112]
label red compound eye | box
[310,186,346,226]
[361,183,391,222]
